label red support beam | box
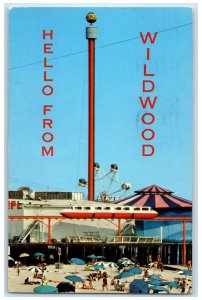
[8,216,65,220]
[153,216,192,221]
[8,216,192,221]
[88,38,95,201]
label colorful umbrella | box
[129,279,149,294]
[120,260,134,266]
[147,275,163,281]
[87,254,97,260]
[8,256,14,261]
[163,281,181,288]
[93,264,105,270]
[33,285,58,294]
[105,262,118,268]
[70,258,85,265]
[128,267,142,275]
[149,280,165,286]
[182,270,192,276]
[33,252,45,257]
[27,266,42,273]
[19,253,30,258]
[93,261,106,268]
[65,275,83,283]
[115,270,134,279]
[96,255,106,259]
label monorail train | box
[60,204,158,219]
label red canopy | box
[115,185,192,209]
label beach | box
[8,263,192,295]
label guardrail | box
[67,235,161,244]
[105,236,162,244]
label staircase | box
[118,223,136,236]
[18,220,39,243]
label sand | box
[7,264,192,295]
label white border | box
[2,1,200,299]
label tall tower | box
[86,12,97,201]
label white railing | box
[105,236,162,244]
[67,235,161,244]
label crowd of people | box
[11,254,192,294]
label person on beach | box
[17,268,20,276]
[180,279,186,294]
[143,269,149,277]
[187,260,192,270]
[102,275,108,291]
[72,281,76,291]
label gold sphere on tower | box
[86,12,97,24]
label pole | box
[86,13,97,201]
[47,219,51,244]
[183,220,186,266]
[118,219,121,242]
[88,38,95,201]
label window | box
[75,207,82,210]
[95,207,102,210]
[134,207,140,211]
[123,207,130,210]
[104,207,111,210]
[115,207,122,210]
[142,207,148,211]
[85,207,91,210]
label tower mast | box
[86,12,97,201]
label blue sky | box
[8,7,192,199]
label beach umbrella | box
[70,258,85,265]
[19,253,30,258]
[117,257,130,264]
[70,258,85,273]
[27,266,42,273]
[128,266,142,275]
[94,261,106,268]
[96,255,106,259]
[105,262,118,268]
[120,260,134,266]
[87,254,97,260]
[93,264,105,270]
[33,252,45,257]
[163,281,181,288]
[129,279,149,294]
[115,270,134,279]
[33,285,58,294]
[8,256,14,261]
[56,282,75,293]
[147,275,163,281]
[149,280,165,286]
[149,285,169,293]
[65,275,83,283]
[182,270,192,276]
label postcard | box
[8,6,192,294]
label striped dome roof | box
[115,185,192,209]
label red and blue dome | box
[114,185,192,209]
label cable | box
[9,22,192,71]
[9,176,69,192]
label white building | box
[8,190,118,243]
